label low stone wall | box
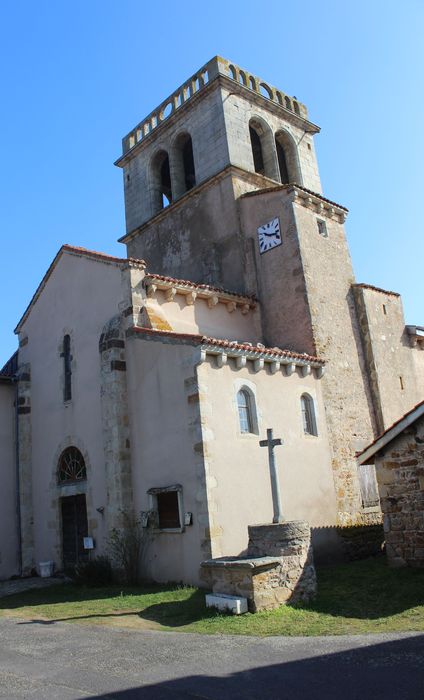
[201,521,316,612]
[337,524,384,561]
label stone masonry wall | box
[376,414,424,567]
[353,286,422,433]
[99,315,133,532]
[202,521,316,612]
[16,364,34,574]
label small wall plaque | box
[184,512,193,526]
[83,537,94,550]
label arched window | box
[301,394,317,436]
[274,130,302,185]
[237,388,255,434]
[151,149,173,214]
[63,334,72,402]
[58,447,87,484]
[172,133,196,198]
[249,118,279,181]
[275,138,289,184]
[249,125,265,175]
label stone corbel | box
[301,365,311,377]
[185,291,197,305]
[315,366,325,379]
[270,360,281,375]
[216,353,227,368]
[208,295,219,308]
[254,358,264,372]
[241,304,250,315]
[285,362,296,376]
[235,355,246,369]
[146,283,157,298]
[165,287,177,302]
[226,301,237,313]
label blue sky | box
[0,1,423,365]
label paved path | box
[0,577,65,598]
[0,617,423,699]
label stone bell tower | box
[115,56,322,293]
[115,57,382,523]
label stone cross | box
[259,428,284,524]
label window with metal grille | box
[301,394,318,436]
[237,389,254,433]
[58,447,87,485]
[358,463,380,508]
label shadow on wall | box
[311,524,384,565]
[72,635,424,699]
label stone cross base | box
[201,521,316,612]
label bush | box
[108,512,152,585]
[74,555,114,587]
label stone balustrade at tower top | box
[120,56,309,158]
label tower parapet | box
[118,56,310,163]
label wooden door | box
[61,494,88,568]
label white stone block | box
[205,593,248,615]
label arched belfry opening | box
[172,132,196,198]
[248,118,279,181]
[151,149,173,214]
[275,130,301,185]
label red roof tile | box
[131,327,324,364]
[144,273,257,302]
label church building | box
[1,57,423,584]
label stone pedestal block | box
[201,520,316,612]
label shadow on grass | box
[2,557,424,629]
[306,556,424,621]
[16,590,214,628]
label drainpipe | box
[14,378,22,577]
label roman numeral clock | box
[257,217,282,254]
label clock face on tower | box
[257,217,282,254]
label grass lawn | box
[1,557,424,636]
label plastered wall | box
[17,252,128,570]
[0,382,19,579]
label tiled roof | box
[0,351,18,379]
[201,336,324,363]
[354,283,400,298]
[131,327,324,364]
[357,399,424,464]
[61,245,129,264]
[144,273,257,302]
[240,183,349,212]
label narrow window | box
[160,153,172,207]
[317,219,328,238]
[63,334,72,402]
[157,491,181,529]
[237,389,254,433]
[399,376,404,391]
[382,304,387,315]
[301,394,317,436]
[249,126,265,175]
[358,463,379,508]
[275,138,289,184]
[151,150,173,214]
